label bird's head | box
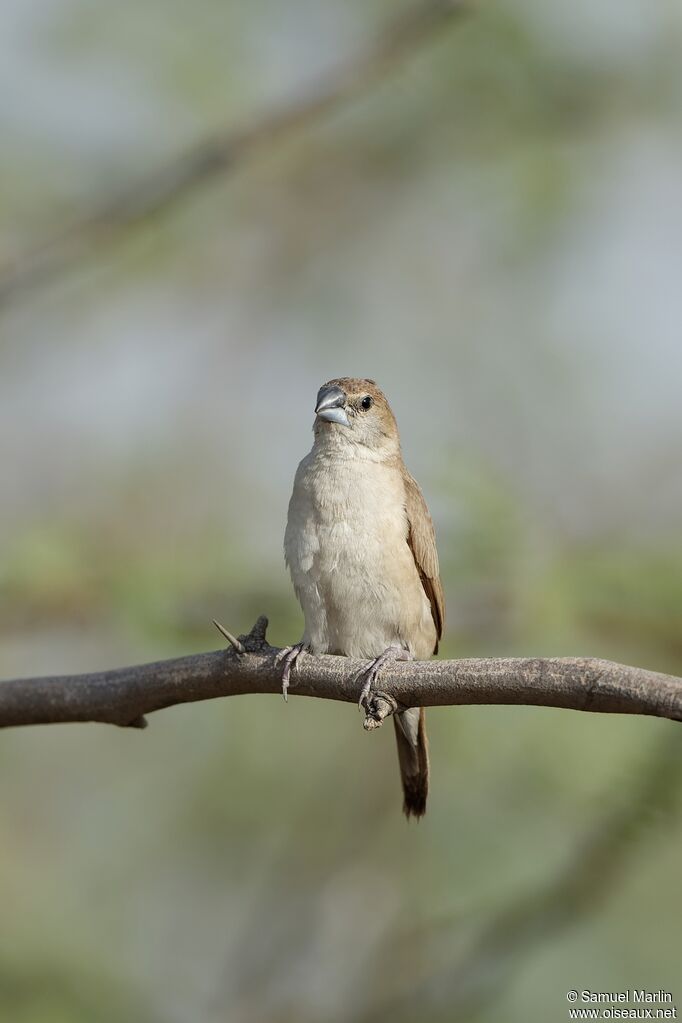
[313,377,400,456]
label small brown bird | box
[280,378,444,817]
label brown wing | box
[402,468,445,653]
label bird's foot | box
[354,645,412,711]
[274,642,307,702]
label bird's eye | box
[360,395,373,411]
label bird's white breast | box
[284,445,436,659]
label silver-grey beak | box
[315,385,350,427]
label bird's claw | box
[275,643,306,702]
[354,646,411,711]
[356,668,379,711]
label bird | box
[280,377,444,818]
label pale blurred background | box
[1,0,681,1020]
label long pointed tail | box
[393,706,429,818]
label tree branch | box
[0,616,680,730]
[0,0,471,308]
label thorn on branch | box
[212,619,246,655]
[363,692,399,731]
[213,615,272,655]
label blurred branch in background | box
[1,616,681,730]
[362,733,682,1022]
[0,0,472,309]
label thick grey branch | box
[0,0,471,307]
[0,616,680,730]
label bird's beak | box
[315,385,350,427]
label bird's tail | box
[393,706,429,818]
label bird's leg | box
[354,645,412,710]
[274,642,307,702]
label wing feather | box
[402,468,445,652]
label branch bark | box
[0,0,471,308]
[0,616,680,731]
